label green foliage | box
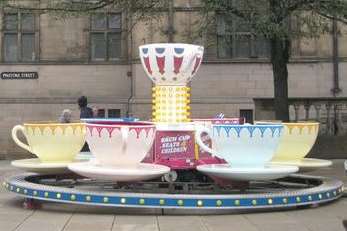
[0,0,167,31]
[200,0,347,40]
[0,0,166,21]
[2,0,347,40]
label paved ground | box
[0,160,347,231]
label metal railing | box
[255,98,347,136]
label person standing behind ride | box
[59,109,72,123]
[77,96,93,152]
[92,106,99,118]
[78,96,93,119]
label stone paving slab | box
[157,216,208,231]
[201,215,259,231]
[15,210,72,231]
[112,215,158,231]
[244,212,316,231]
[0,160,347,231]
[0,208,34,231]
[64,214,115,231]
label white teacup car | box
[85,121,156,167]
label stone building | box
[0,0,347,159]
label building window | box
[240,109,254,124]
[217,14,270,59]
[97,109,106,118]
[90,13,121,61]
[2,12,37,62]
[108,109,121,118]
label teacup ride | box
[256,121,332,171]
[11,122,86,174]
[3,43,344,214]
[68,120,170,182]
[75,117,140,161]
[195,123,299,181]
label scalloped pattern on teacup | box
[26,124,85,136]
[286,123,319,135]
[87,125,155,139]
[214,126,282,138]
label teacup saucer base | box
[271,158,333,172]
[68,161,170,182]
[11,158,72,174]
[196,164,298,181]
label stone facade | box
[1,0,347,158]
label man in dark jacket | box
[78,96,93,119]
[78,96,93,152]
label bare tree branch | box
[1,0,166,14]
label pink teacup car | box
[85,121,156,167]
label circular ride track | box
[3,173,344,214]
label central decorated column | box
[139,43,204,123]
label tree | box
[200,0,347,121]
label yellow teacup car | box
[271,122,319,161]
[256,121,332,169]
[12,122,86,163]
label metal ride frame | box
[3,173,344,213]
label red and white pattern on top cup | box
[191,55,202,75]
[173,47,184,74]
[139,43,204,86]
[155,47,166,75]
[141,48,153,75]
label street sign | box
[1,72,38,79]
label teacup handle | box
[195,126,220,158]
[120,127,129,152]
[11,125,31,153]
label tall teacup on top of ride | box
[139,43,204,124]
